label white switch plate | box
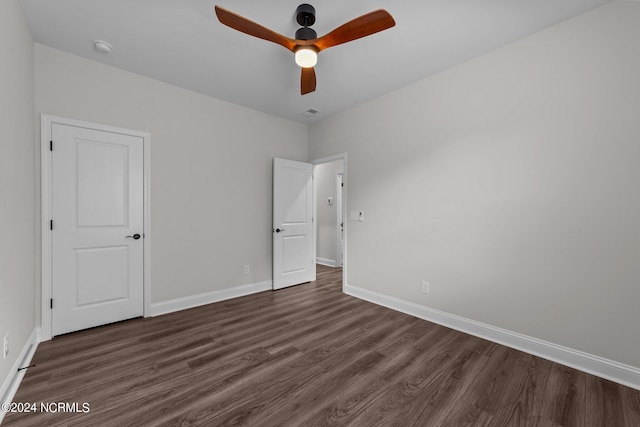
[358,211,364,222]
[243,264,251,275]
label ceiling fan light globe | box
[295,48,317,68]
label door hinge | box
[50,220,53,230]
[50,140,53,151]
[50,298,53,309]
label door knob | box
[125,233,141,240]
[273,228,285,233]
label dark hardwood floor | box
[5,264,640,426]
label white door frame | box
[40,114,151,341]
[311,153,347,291]
[335,171,344,267]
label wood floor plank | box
[585,375,627,426]
[540,363,587,427]
[621,381,640,426]
[5,264,640,426]
[345,334,484,426]
[395,346,492,427]
[489,353,555,426]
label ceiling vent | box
[300,108,320,117]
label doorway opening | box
[311,153,347,290]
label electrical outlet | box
[421,281,430,294]
[3,334,8,359]
[243,264,251,275]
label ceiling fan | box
[214,4,396,95]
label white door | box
[51,123,144,336]
[273,158,315,290]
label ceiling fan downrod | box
[295,4,317,40]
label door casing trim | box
[40,114,151,341]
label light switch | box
[327,197,333,206]
[350,211,364,221]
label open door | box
[273,158,315,290]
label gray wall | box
[309,1,640,369]
[0,0,36,395]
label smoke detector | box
[93,40,113,54]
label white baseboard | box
[345,284,640,391]
[1,327,40,424]
[149,280,273,317]
[316,258,337,267]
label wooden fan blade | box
[214,6,297,52]
[301,67,317,95]
[314,9,395,51]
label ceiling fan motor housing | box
[295,27,317,40]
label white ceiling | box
[19,0,609,124]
